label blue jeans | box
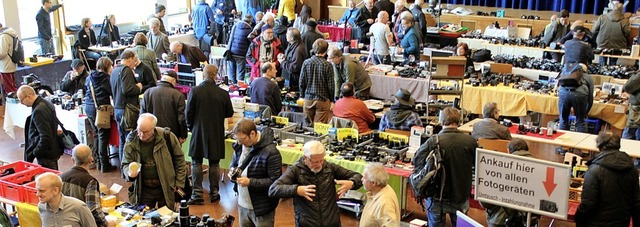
[227,56,246,84]
[623,127,640,140]
[238,206,275,227]
[558,88,589,133]
[425,198,469,227]
[38,38,54,55]
[114,108,127,161]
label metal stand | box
[365,35,381,66]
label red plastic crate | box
[0,167,60,202]
[22,181,39,205]
[0,161,40,178]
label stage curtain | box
[444,0,638,15]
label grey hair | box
[303,141,326,157]
[148,18,160,27]
[482,102,499,119]
[138,113,158,127]
[328,47,343,58]
[400,11,414,23]
[364,163,389,186]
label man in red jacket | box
[333,82,375,133]
[246,25,283,82]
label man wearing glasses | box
[471,102,512,140]
[18,85,61,170]
[269,141,363,226]
[228,119,282,227]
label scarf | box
[386,103,414,127]
[259,37,274,63]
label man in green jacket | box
[328,48,372,100]
[122,113,187,210]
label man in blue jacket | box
[229,119,282,226]
[190,0,214,40]
[227,14,253,84]
[212,0,236,45]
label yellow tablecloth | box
[16,202,41,227]
[462,83,627,129]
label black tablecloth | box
[14,59,72,89]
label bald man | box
[370,11,394,64]
[169,41,208,69]
[186,65,234,204]
[269,141,363,226]
[37,172,97,227]
[122,113,187,210]
[60,144,107,227]
[18,85,61,170]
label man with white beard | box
[269,141,363,226]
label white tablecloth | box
[4,102,81,141]
[369,74,430,103]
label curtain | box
[443,0,638,15]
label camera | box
[539,200,558,213]
[230,168,242,183]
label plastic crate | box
[568,116,601,134]
[0,167,60,202]
[0,161,40,178]
[22,181,39,205]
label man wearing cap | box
[60,59,88,94]
[140,70,187,143]
[269,141,363,226]
[251,63,282,115]
[169,41,209,70]
[379,88,422,131]
[301,20,324,56]
[148,4,167,34]
[563,26,595,65]
[247,25,283,82]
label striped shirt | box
[299,55,335,102]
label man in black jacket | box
[132,58,156,93]
[278,28,308,91]
[141,70,187,143]
[301,20,324,56]
[374,0,395,22]
[186,65,234,204]
[575,132,640,226]
[412,107,477,226]
[111,50,142,161]
[229,119,282,226]
[60,59,88,94]
[356,0,379,45]
[18,85,61,170]
[269,141,363,226]
[411,0,427,44]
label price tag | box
[380,132,409,143]
[336,128,359,142]
[274,116,289,125]
[314,123,331,135]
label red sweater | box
[333,96,375,133]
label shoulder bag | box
[89,79,114,129]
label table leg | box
[400,176,414,219]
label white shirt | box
[237,132,261,209]
[369,22,392,56]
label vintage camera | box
[540,200,558,213]
[229,168,242,183]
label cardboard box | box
[99,183,123,207]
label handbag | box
[120,103,140,132]
[56,119,80,154]
[223,25,237,61]
[89,80,113,129]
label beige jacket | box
[0,27,17,73]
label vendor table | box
[88,45,129,53]
[13,59,72,89]
[3,102,82,141]
[369,74,430,103]
[318,25,352,42]
[461,82,627,129]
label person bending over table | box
[169,41,208,69]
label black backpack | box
[409,135,446,202]
[473,49,492,62]
[1,31,24,65]
[557,63,583,87]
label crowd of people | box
[3,0,640,227]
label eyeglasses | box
[17,94,28,105]
[235,134,249,143]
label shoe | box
[210,194,220,203]
[187,198,204,205]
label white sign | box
[475,149,571,219]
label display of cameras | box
[540,200,559,213]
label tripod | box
[97,16,115,47]
[365,34,382,66]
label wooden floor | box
[0,105,577,227]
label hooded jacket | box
[84,71,112,118]
[230,128,282,216]
[269,157,363,227]
[593,8,630,49]
[575,149,640,227]
[624,72,640,106]
[379,103,422,131]
[0,27,17,73]
[273,17,290,51]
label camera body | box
[230,168,242,182]
[540,199,559,213]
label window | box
[167,0,190,15]
[63,0,155,27]
[17,0,45,39]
